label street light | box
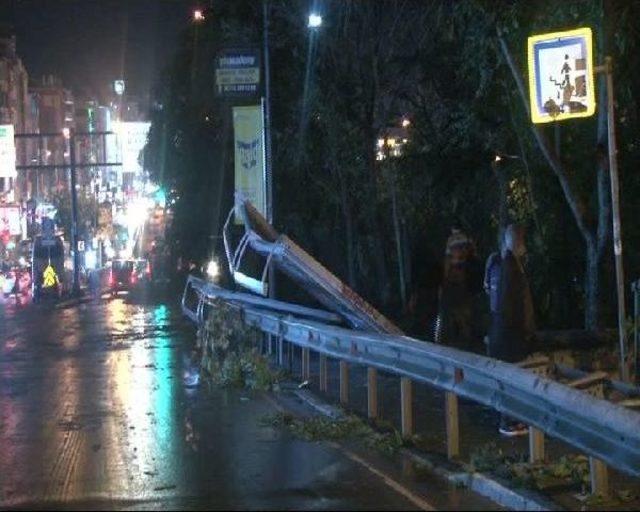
[62,127,70,139]
[308,13,322,28]
[193,9,205,22]
[191,9,204,96]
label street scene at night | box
[1,1,640,511]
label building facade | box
[0,30,35,200]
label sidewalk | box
[274,342,640,511]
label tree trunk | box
[584,240,603,331]
[492,161,509,242]
[338,170,357,288]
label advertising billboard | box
[233,105,266,223]
[0,205,21,236]
[119,122,150,175]
[0,125,17,179]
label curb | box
[292,388,559,511]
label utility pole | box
[262,0,275,302]
[68,129,80,295]
[262,0,273,226]
[601,57,629,382]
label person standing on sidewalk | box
[483,233,505,344]
[488,224,536,436]
[437,227,472,347]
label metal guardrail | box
[183,275,640,496]
[182,277,345,326]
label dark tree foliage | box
[145,0,640,333]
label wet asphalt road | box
[0,291,498,510]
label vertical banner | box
[0,124,17,179]
[233,105,266,223]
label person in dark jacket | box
[488,224,535,436]
[437,227,484,350]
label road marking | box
[263,394,435,511]
[327,442,435,511]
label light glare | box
[308,13,322,28]
[207,260,220,279]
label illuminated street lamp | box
[193,9,205,22]
[308,13,322,28]
[62,127,70,139]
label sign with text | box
[0,205,21,236]
[216,49,261,97]
[119,122,150,174]
[528,28,595,124]
[233,105,266,223]
[0,125,16,178]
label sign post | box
[528,28,630,381]
[601,57,630,381]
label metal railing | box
[183,275,640,496]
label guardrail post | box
[445,391,459,459]
[529,427,545,463]
[287,340,293,372]
[367,367,378,419]
[340,361,349,405]
[277,335,284,366]
[400,377,413,438]
[319,355,327,392]
[302,348,310,380]
[590,457,609,497]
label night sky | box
[2,0,199,100]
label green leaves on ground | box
[261,412,405,457]
[469,443,592,491]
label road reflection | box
[104,299,185,498]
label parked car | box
[109,259,136,295]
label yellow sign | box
[42,264,59,288]
[233,105,266,223]
[527,28,595,124]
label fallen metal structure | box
[186,196,640,497]
[183,275,640,495]
[223,194,402,335]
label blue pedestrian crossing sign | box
[527,28,595,124]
